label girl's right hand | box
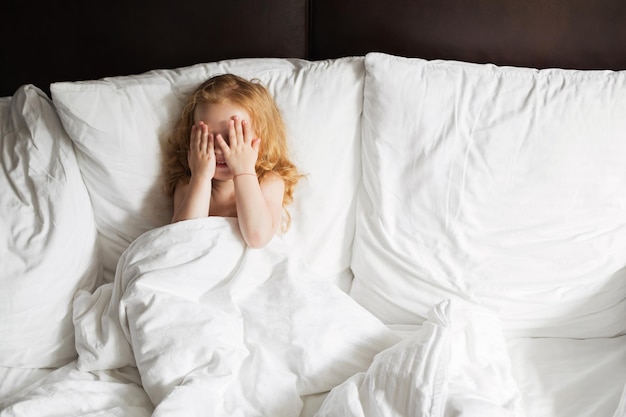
[188,121,216,180]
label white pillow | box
[0,85,99,367]
[51,57,363,288]
[351,52,626,338]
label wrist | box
[190,172,213,185]
[233,172,257,179]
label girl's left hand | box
[215,116,261,176]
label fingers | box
[192,117,258,161]
[207,130,214,154]
[190,124,199,150]
[205,124,214,152]
[229,116,253,147]
[217,116,248,152]
[251,137,261,151]
[215,133,229,154]
[229,117,240,147]
[190,122,213,153]
[242,119,254,145]
[200,123,211,152]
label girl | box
[164,74,302,248]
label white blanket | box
[0,362,153,417]
[316,300,526,417]
[72,218,400,416]
[2,217,526,417]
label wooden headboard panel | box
[3,0,626,97]
[1,0,308,97]
[309,0,626,70]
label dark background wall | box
[1,0,307,97]
[3,0,626,98]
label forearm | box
[234,176,277,248]
[171,175,212,223]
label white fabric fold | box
[316,300,525,417]
[73,217,400,416]
[0,361,152,417]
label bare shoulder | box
[260,171,285,190]
[259,172,285,205]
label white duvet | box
[72,217,400,416]
[2,217,526,417]
[317,301,525,417]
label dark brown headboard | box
[1,0,308,97]
[3,0,626,98]
[308,0,626,70]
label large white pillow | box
[351,52,626,338]
[51,57,363,288]
[0,85,99,367]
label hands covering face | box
[188,121,216,180]
[188,115,260,179]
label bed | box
[1,1,625,416]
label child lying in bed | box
[164,74,302,248]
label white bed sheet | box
[0,364,334,416]
[3,337,623,417]
[0,361,153,416]
[8,315,621,417]
[0,368,53,401]
[506,335,626,417]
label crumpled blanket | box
[72,217,400,416]
[315,299,526,417]
[2,217,526,417]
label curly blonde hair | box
[164,73,302,228]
